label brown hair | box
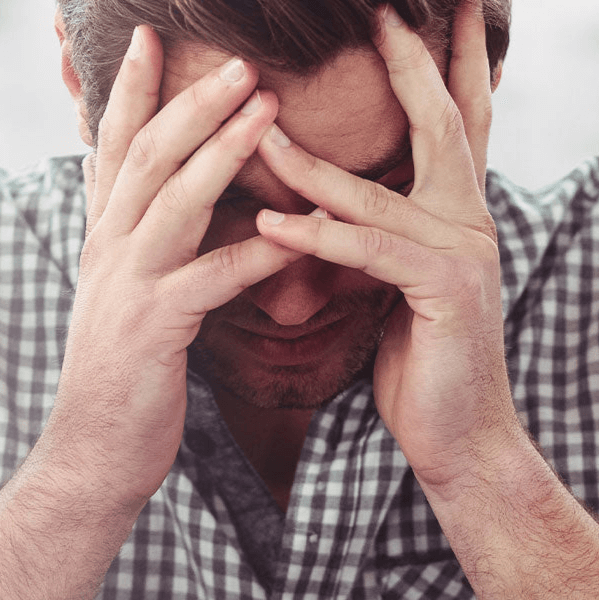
[58,0,511,144]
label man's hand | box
[0,25,301,599]
[255,1,515,491]
[41,27,302,504]
[255,2,599,597]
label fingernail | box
[128,26,143,61]
[311,207,328,219]
[262,210,285,226]
[220,58,245,82]
[270,124,291,148]
[382,4,403,27]
[241,90,262,115]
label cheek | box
[197,210,259,255]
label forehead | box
[161,44,411,175]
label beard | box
[187,287,402,410]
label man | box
[1,0,599,597]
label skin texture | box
[253,3,509,497]
[133,42,424,416]
[1,3,599,599]
[89,22,440,505]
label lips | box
[223,315,350,366]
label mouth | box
[223,315,350,367]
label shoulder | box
[488,156,599,227]
[487,157,599,319]
[488,156,599,239]
[0,155,87,288]
[0,157,87,472]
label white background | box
[1,0,598,189]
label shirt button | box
[308,533,318,544]
[316,481,326,492]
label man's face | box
[161,43,441,410]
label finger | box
[89,25,163,233]
[133,90,279,269]
[257,209,501,333]
[81,153,96,237]
[258,125,460,248]
[448,0,492,194]
[256,208,453,289]
[375,5,481,212]
[101,57,260,235]
[162,233,302,315]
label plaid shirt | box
[1,155,598,599]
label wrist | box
[38,364,186,506]
[412,418,599,599]
[0,440,148,599]
[23,427,153,516]
[413,414,535,506]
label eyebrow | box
[223,132,412,203]
[348,139,412,182]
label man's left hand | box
[255,1,520,495]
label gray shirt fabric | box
[1,155,599,598]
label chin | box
[188,288,402,410]
[188,320,384,410]
[188,350,373,410]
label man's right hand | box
[0,27,301,599]
[36,26,299,505]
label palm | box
[372,295,500,481]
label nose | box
[247,255,336,326]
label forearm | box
[0,447,145,600]
[419,425,599,599]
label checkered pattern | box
[1,155,598,598]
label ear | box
[491,60,503,93]
[55,7,93,147]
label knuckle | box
[81,152,96,180]
[187,83,220,130]
[361,183,392,219]
[78,229,105,275]
[359,227,393,264]
[438,99,464,141]
[188,81,209,113]
[462,95,493,131]
[209,244,245,282]
[97,114,118,152]
[127,126,160,172]
[312,215,328,246]
[292,153,320,199]
[303,152,320,179]
[387,36,429,75]
[213,125,253,170]
[213,123,238,151]
[442,253,481,302]
[160,174,191,217]
[449,237,500,306]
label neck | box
[212,384,315,512]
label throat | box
[213,385,314,513]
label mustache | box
[199,288,402,337]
